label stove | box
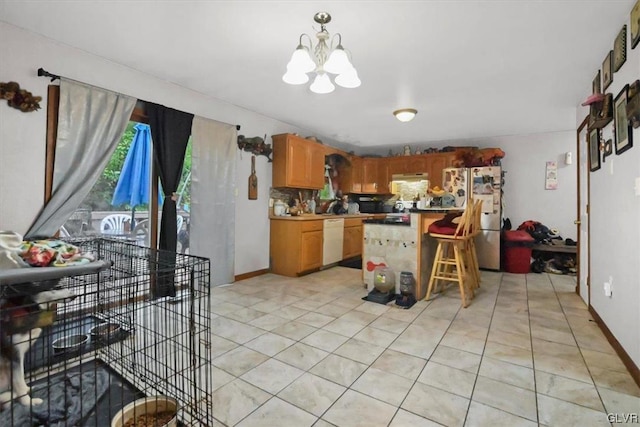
[363,213,411,226]
[384,213,411,224]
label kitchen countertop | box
[269,213,385,221]
[409,207,464,213]
[269,210,463,220]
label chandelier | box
[282,12,361,94]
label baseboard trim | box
[234,269,269,282]
[588,305,640,387]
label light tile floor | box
[206,267,640,426]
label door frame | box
[576,116,589,303]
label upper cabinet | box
[272,134,325,189]
[341,155,362,193]
[271,133,458,193]
[425,153,456,188]
[378,152,457,190]
[361,158,379,193]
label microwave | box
[358,199,384,213]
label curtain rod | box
[38,67,241,131]
[37,68,60,82]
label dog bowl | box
[52,334,88,354]
[89,322,121,343]
[111,395,178,427]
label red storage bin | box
[502,230,535,273]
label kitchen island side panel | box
[363,220,432,299]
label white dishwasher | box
[323,218,344,266]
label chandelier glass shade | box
[282,12,360,94]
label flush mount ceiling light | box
[282,12,360,94]
[393,108,418,122]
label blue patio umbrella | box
[111,123,162,226]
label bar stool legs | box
[425,238,471,308]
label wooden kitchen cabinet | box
[270,219,323,276]
[272,134,325,189]
[405,156,428,174]
[376,158,390,194]
[300,229,323,272]
[342,218,363,259]
[425,153,456,189]
[386,156,407,175]
[361,158,378,193]
[341,156,363,193]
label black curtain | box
[147,103,193,297]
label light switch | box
[635,177,640,196]
[604,282,612,297]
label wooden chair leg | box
[425,241,443,301]
[470,239,481,288]
[453,244,468,308]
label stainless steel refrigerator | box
[443,166,502,270]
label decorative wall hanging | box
[602,51,613,91]
[0,81,42,112]
[602,139,613,162]
[631,0,640,49]
[613,25,627,72]
[588,93,613,130]
[614,85,633,154]
[248,155,258,200]
[592,70,601,94]
[237,134,273,162]
[627,79,640,128]
[589,128,601,172]
[544,161,557,190]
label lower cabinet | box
[343,218,363,259]
[270,219,323,276]
[300,229,323,272]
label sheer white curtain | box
[26,79,136,238]
[190,117,237,285]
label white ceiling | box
[0,1,634,150]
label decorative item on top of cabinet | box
[452,148,505,167]
[237,134,273,162]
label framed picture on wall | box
[631,0,640,49]
[613,25,627,71]
[614,85,633,154]
[602,50,613,90]
[589,128,601,172]
[592,70,601,94]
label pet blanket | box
[0,368,110,426]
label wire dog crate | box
[0,237,212,426]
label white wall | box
[483,132,577,239]
[0,22,323,277]
[579,15,640,368]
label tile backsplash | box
[393,180,429,201]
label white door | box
[577,117,589,304]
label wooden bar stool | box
[424,203,476,307]
[466,200,483,290]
